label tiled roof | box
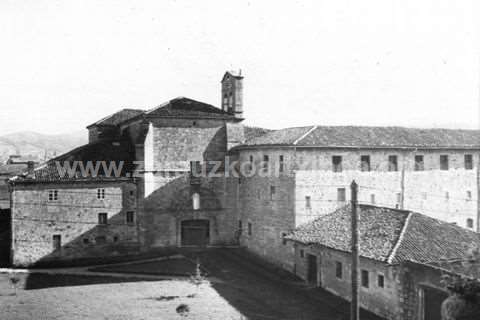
[244,126,315,146]
[10,140,135,183]
[243,126,273,141]
[287,204,409,262]
[87,109,144,128]
[242,125,480,149]
[146,97,239,120]
[287,204,480,267]
[391,213,480,265]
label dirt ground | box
[0,248,384,320]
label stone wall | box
[292,242,402,320]
[294,149,479,230]
[10,180,138,266]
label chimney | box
[221,70,244,119]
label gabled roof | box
[87,108,145,128]
[241,125,480,149]
[221,70,244,82]
[287,205,409,262]
[146,97,239,120]
[10,140,135,183]
[287,204,480,266]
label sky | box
[0,0,479,136]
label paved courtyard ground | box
[0,248,384,320]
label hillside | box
[0,131,87,164]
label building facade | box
[7,70,480,271]
[287,204,480,320]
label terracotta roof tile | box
[242,125,480,149]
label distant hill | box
[0,131,88,164]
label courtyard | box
[0,248,384,320]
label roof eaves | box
[387,211,413,264]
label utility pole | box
[350,180,359,320]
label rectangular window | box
[337,188,346,202]
[270,186,276,200]
[396,193,401,209]
[98,213,108,225]
[467,218,474,229]
[335,261,343,279]
[332,156,343,172]
[377,274,385,288]
[305,196,311,209]
[48,190,58,201]
[52,234,61,250]
[370,194,375,205]
[414,155,424,171]
[248,222,252,236]
[360,155,371,172]
[281,232,287,245]
[361,270,369,288]
[97,188,105,200]
[388,155,398,172]
[465,154,473,170]
[238,220,242,232]
[126,211,134,224]
[263,155,269,172]
[467,191,472,200]
[279,155,285,173]
[440,155,449,170]
[300,249,305,258]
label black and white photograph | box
[1,1,480,319]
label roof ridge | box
[387,211,413,264]
[293,125,317,145]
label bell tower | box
[221,70,243,119]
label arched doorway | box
[181,219,210,246]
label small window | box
[370,194,375,204]
[192,193,200,210]
[440,155,449,170]
[129,190,134,197]
[48,190,58,201]
[97,188,105,199]
[396,193,401,205]
[305,196,311,209]
[445,192,449,201]
[332,156,343,172]
[281,232,287,245]
[279,155,285,173]
[126,211,134,224]
[300,249,305,258]
[467,218,474,229]
[337,188,346,202]
[467,191,472,201]
[113,235,119,242]
[335,261,343,279]
[190,160,201,177]
[414,155,424,171]
[377,274,385,288]
[263,155,269,172]
[465,154,473,170]
[388,155,398,172]
[270,186,276,200]
[98,213,108,225]
[95,236,106,244]
[52,234,61,250]
[248,222,252,236]
[361,270,369,288]
[83,238,89,244]
[360,155,370,172]
[238,220,242,232]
